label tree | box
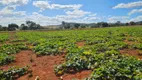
[97,22,102,27]
[0,25,2,31]
[125,23,129,26]
[36,24,41,29]
[26,21,41,30]
[61,21,71,29]
[80,25,86,28]
[21,24,28,30]
[102,22,109,27]
[65,23,70,29]
[62,21,65,29]
[8,23,19,31]
[139,21,142,25]
[74,23,80,29]
[2,27,8,31]
[97,22,109,27]
[116,21,121,26]
[26,21,35,30]
[129,21,135,25]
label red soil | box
[0,50,91,80]
[76,41,85,47]
[121,36,142,59]
[124,40,136,45]
[62,70,91,80]
[120,49,142,59]
[0,32,91,80]
[0,50,64,80]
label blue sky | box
[0,0,142,26]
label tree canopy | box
[8,23,19,31]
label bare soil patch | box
[0,50,91,80]
[0,32,91,80]
[120,49,142,59]
[76,41,85,47]
[124,40,136,45]
[62,70,91,80]
[0,50,64,80]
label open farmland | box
[1,26,142,80]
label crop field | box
[1,26,142,80]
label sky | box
[0,0,142,26]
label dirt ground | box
[124,39,136,45]
[4,34,142,80]
[1,35,142,80]
[0,32,91,80]
[120,49,142,59]
[120,37,142,59]
[76,41,85,47]
[0,50,91,80]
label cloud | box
[0,0,29,6]
[128,8,142,15]
[25,12,61,25]
[0,6,26,17]
[0,0,99,26]
[0,0,101,26]
[33,1,82,11]
[130,15,142,21]
[0,16,26,26]
[0,11,101,26]
[55,9,92,22]
[83,14,100,21]
[108,16,129,22]
[66,9,91,18]
[83,17,100,21]
[89,13,97,17]
[113,1,142,9]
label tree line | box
[0,21,42,31]
[61,21,142,29]
[0,20,142,31]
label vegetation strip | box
[1,26,142,79]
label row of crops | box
[1,26,142,79]
[16,27,142,79]
[0,33,9,43]
[0,41,28,79]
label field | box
[1,26,142,80]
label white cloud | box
[0,0,99,26]
[51,4,82,10]
[108,16,129,22]
[113,1,142,9]
[66,9,91,18]
[130,15,142,21]
[0,0,101,26]
[25,12,61,25]
[0,0,29,6]
[89,13,97,17]
[33,1,82,11]
[0,6,26,17]
[128,8,142,15]
[0,16,26,26]
[0,11,101,26]
[0,0,29,26]
[83,14,100,21]
[83,17,99,21]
